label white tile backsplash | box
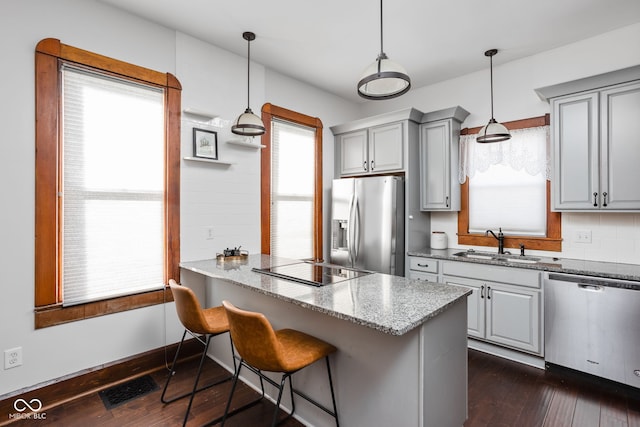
[431,211,640,265]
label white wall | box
[359,23,640,263]
[0,0,359,397]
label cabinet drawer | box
[409,257,438,273]
[408,270,438,283]
[442,261,540,289]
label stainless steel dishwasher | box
[545,272,640,388]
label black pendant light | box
[232,31,266,136]
[477,49,511,143]
[357,0,411,100]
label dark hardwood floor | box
[7,349,640,426]
[465,349,640,427]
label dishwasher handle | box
[578,284,603,292]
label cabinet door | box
[442,275,485,339]
[600,81,640,209]
[485,283,540,354]
[552,92,600,210]
[368,122,403,173]
[339,130,368,176]
[420,120,454,210]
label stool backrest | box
[169,279,209,334]
[222,300,285,372]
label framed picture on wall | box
[193,128,218,160]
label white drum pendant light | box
[477,49,511,143]
[357,0,411,100]
[232,31,266,136]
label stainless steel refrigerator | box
[330,176,404,276]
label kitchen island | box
[180,254,470,427]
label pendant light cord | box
[489,53,495,120]
[246,37,251,109]
[379,0,384,55]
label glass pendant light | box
[477,49,511,143]
[232,31,266,136]
[357,0,411,100]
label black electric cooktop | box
[252,262,372,287]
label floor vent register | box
[99,375,158,409]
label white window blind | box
[270,120,315,260]
[61,65,165,306]
[461,126,550,236]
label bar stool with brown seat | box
[221,300,339,427]
[161,279,236,427]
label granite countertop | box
[408,248,640,282]
[180,254,470,336]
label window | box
[35,38,181,327]
[457,115,561,251]
[261,104,323,260]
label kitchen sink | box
[453,251,541,264]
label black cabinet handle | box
[446,196,449,208]
[603,191,608,207]
[417,263,429,268]
[593,192,598,207]
[370,160,375,170]
[480,285,485,299]
[487,286,491,299]
[363,161,368,171]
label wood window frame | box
[34,38,181,328]
[260,103,324,261]
[457,114,562,252]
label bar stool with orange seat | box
[161,279,236,427]
[221,300,339,427]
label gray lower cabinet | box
[441,261,542,355]
[549,79,640,211]
[407,256,439,282]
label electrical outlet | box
[574,229,592,243]
[205,226,214,240]
[4,347,22,369]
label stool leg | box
[325,356,339,427]
[221,362,243,426]
[181,335,212,427]
[271,374,289,427]
[161,329,188,404]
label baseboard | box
[468,339,545,369]
[0,338,201,424]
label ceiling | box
[98,0,640,103]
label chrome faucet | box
[485,228,505,254]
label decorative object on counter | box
[477,49,511,143]
[216,246,249,262]
[430,231,448,249]
[357,0,411,100]
[231,32,266,136]
[192,128,218,159]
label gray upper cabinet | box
[419,106,469,211]
[338,122,404,176]
[551,91,599,210]
[536,66,640,211]
[599,82,640,210]
[338,129,369,176]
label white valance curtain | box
[459,125,551,184]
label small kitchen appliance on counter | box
[430,231,448,249]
